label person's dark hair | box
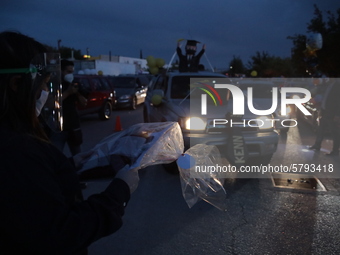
[61,59,74,71]
[0,31,48,140]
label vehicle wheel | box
[163,162,179,175]
[99,101,112,120]
[130,97,137,110]
[143,107,149,123]
[280,127,289,134]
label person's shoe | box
[308,145,321,151]
[325,151,339,156]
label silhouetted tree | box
[228,56,245,76]
[43,44,83,60]
[59,46,83,60]
[288,5,340,76]
[247,51,292,77]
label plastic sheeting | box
[74,122,184,172]
[177,144,228,211]
[74,121,228,211]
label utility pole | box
[57,39,62,52]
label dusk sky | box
[1,0,338,69]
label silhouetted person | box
[49,59,87,156]
[308,78,340,155]
[177,40,205,72]
[0,31,139,254]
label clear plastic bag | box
[73,122,184,173]
[74,122,228,211]
[177,144,228,211]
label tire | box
[247,154,273,166]
[99,101,112,120]
[163,161,179,175]
[130,97,137,110]
[143,107,149,123]
[280,127,289,134]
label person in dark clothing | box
[177,40,205,72]
[308,78,340,155]
[0,31,139,255]
[49,59,87,156]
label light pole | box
[57,39,62,52]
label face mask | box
[186,49,196,55]
[64,73,74,83]
[36,90,49,116]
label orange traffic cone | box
[114,115,123,132]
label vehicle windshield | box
[238,83,279,99]
[170,76,230,105]
[111,77,136,88]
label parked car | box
[143,71,279,169]
[237,80,293,133]
[108,75,149,110]
[73,75,116,120]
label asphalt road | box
[74,105,340,255]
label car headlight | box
[119,95,131,100]
[179,117,206,131]
[54,100,61,109]
[255,116,273,130]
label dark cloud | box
[1,0,339,68]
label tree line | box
[227,5,340,78]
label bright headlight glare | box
[181,117,206,130]
[54,101,60,109]
[292,95,300,99]
[256,116,273,130]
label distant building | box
[73,55,148,76]
[96,55,147,69]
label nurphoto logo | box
[200,84,311,116]
[190,78,312,129]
